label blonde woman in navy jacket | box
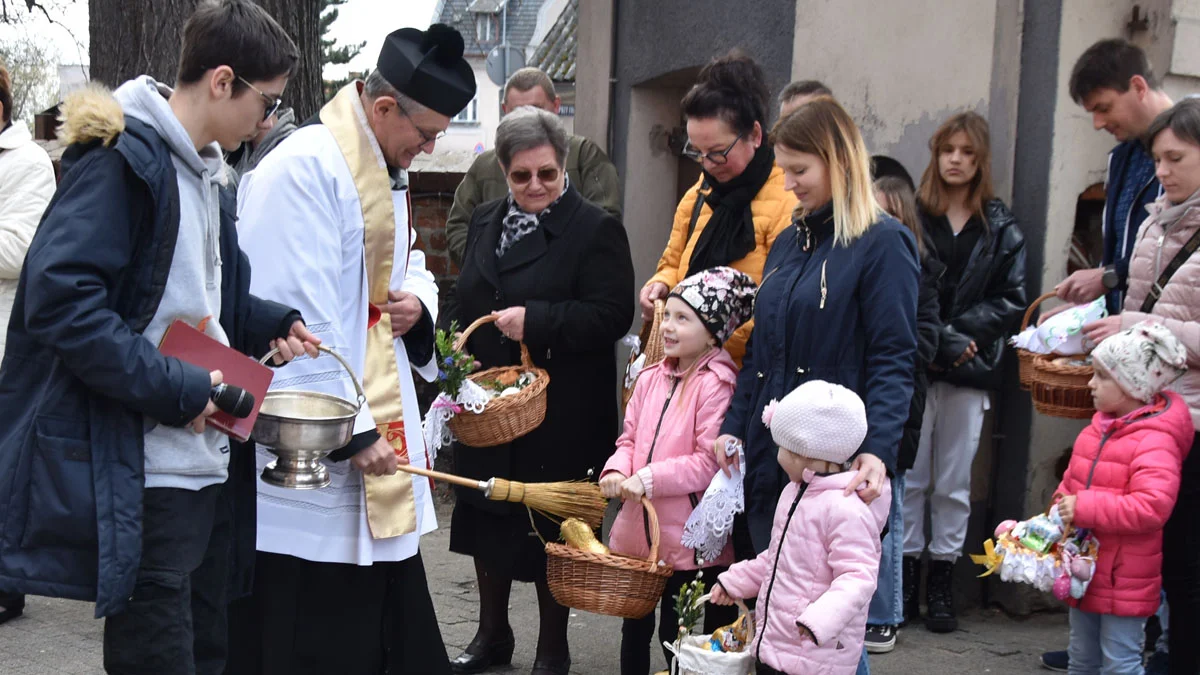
[715,96,919,557]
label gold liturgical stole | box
[320,83,416,539]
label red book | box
[158,319,275,442]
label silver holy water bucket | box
[250,345,365,489]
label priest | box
[227,24,475,675]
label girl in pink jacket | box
[600,266,757,675]
[1056,322,1193,674]
[711,381,891,675]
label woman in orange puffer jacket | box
[637,50,795,367]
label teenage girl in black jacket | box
[902,112,1027,635]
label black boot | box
[902,556,921,625]
[925,559,957,633]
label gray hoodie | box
[114,76,232,491]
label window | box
[476,15,494,42]
[453,98,479,125]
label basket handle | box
[258,344,366,409]
[640,298,665,343]
[693,593,754,644]
[1021,291,1059,332]
[1044,491,1065,516]
[640,496,663,565]
[454,313,536,370]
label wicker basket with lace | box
[447,315,550,447]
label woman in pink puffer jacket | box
[1082,98,1200,672]
[711,381,891,675]
[600,266,757,675]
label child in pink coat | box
[1056,322,1193,674]
[711,381,891,675]
[600,266,757,675]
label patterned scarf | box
[496,175,570,258]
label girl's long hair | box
[771,96,882,246]
[917,111,995,225]
[875,175,925,257]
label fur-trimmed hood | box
[58,79,230,187]
[58,85,125,148]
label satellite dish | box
[485,45,526,86]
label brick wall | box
[409,171,466,488]
[410,171,466,301]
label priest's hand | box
[492,307,525,342]
[385,290,423,337]
[189,370,223,434]
[269,321,322,364]
[352,437,403,476]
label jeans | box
[1155,594,1169,654]
[1067,607,1146,675]
[854,646,872,675]
[868,473,905,627]
[103,483,232,675]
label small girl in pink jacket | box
[711,381,891,675]
[1056,322,1193,674]
[599,266,757,675]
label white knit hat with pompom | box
[761,380,867,464]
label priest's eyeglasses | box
[396,100,447,149]
[237,76,283,122]
[682,132,745,165]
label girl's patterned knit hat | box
[761,380,867,464]
[669,266,757,345]
[1092,321,1187,403]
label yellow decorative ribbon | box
[320,82,416,539]
[970,538,1003,578]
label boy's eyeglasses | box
[237,76,282,122]
[682,133,746,165]
[508,167,561,185]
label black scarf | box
[687,143,776,273]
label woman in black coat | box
[448,107,635,675]
[902,112,1027,635]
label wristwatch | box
[1101,264,1119,290]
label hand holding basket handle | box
[449,314,549,447]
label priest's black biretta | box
[376,23,476,118]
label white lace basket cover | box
[682,445,745,562]
[421,379,491,459]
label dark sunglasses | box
[508,167,561,185]
[237,76,282,122]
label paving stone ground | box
[0,501,1069,674]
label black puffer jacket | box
[900,255,945,472]
[924,199,1027,391]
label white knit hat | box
[762,381,868,464]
